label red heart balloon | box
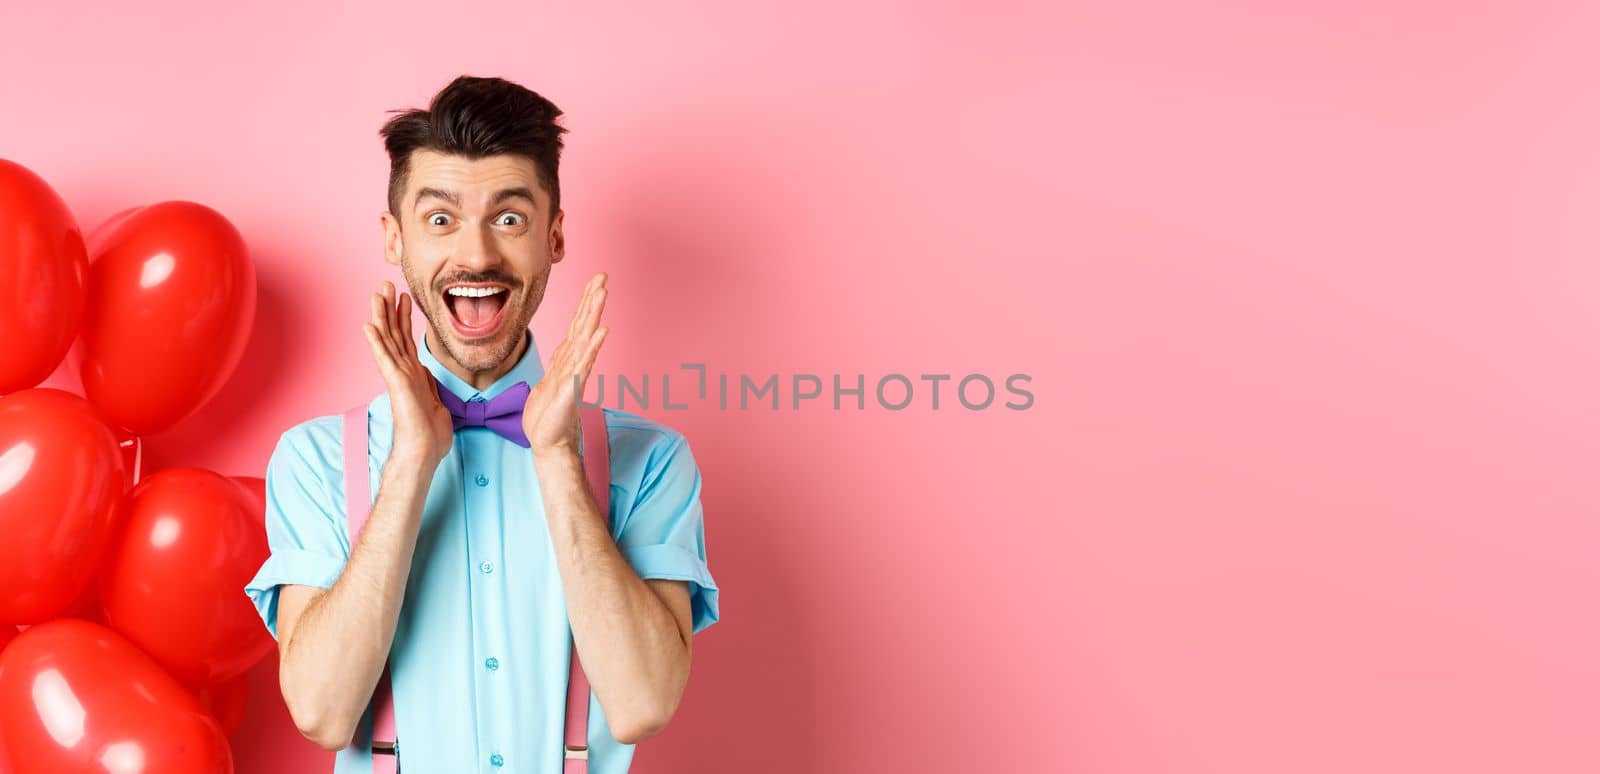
[229,475,266,527]
[57,580,106,626]
[99,468,272,687]
[115,427,144,490]
[0,160,88,394]
[0,389,127,626]
[76,201,255,436]
[0,618,233,773]
[192,671,250,739]
[0,624,19,770]
[87,206,144,254]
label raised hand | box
[362,280,454,466]
[522,272,609,456]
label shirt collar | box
[418,327,544,403]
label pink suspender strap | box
[340,402,610,773]
[566,404,610,773]
[342,404,398,774]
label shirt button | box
[475,473,489,487]
[490,753,504,767]
[479,561,494,574]
[485,657,500,671]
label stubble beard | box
[401,262,551,376]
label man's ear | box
[549,209,565,264]
[380,210,404,266]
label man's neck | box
[426,328,528,393]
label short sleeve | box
[242,421,353,640]
[616,432,721,635]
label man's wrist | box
[532,444,584,480]
[384,449,441,489]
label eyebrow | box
[413,186,538,211]
[413,187,459,209]
[492,187,538,208]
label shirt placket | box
[461,396,512,772]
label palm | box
[364,279,455,465]
[524,272,609,455]
[399,373,453,449]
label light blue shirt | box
[244,327,720,773]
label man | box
[244,75,720,773]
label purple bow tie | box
[435,380,532,447]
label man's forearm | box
[536,449,689,743]
[280,452,434,747]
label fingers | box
[370,280,428,368]
[569,273,606,342]
[556,324,608,400]
[565,274,607,365]
[383,281,400,346]
[370,284,385,333]
[572,280,604,341]
[583,284,607,340]
[363,323,397,380]
[397,291,415,360]
[371,291,398,364]
[548,274,604,378]
[371,282,421,376]
[558,326,607,406]
[576,326,608,387]
[367,282,440,412]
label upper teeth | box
[447,286,506,298]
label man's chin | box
[439,320,522,366]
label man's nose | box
[456,221,501,268]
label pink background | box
[4,1,1598,772]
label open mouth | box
[443,284,511,339]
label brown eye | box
[428,213,451,227]
[497,212,525,226]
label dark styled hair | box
[379,75,568,223]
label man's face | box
[381,149,564,374]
